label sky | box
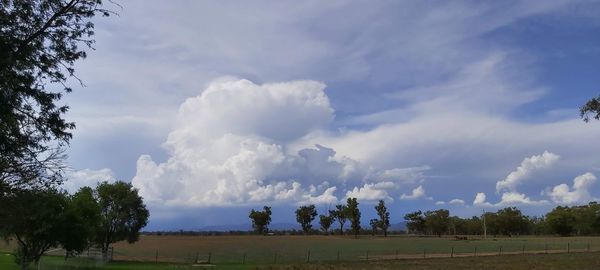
[59,0,600,230]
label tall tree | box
[249,206,272,235]
[0,0,112,189]
[404,211,426,234]
[94,181,149,260]
[319,213,334,235]
[375,200,390,237]
[331,205,348,235]
[295,205,317,235]
[347,198,361,238]
[495,207,529,237]
[424,209,450,237]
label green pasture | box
[2,235,600,268]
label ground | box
[1,235,600,269]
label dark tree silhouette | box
[375,200,390,237]
[331,205,348,235]
[319,214,334,234]
[347,198,361,238]
[0,0,113,190]
[249,206,272,234]
[295,205,317,235]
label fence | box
[109,240,598,266]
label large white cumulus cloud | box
[547,172,597,205]
[132,79,412,207]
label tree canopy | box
[295,205,317,235]
[346,198,361,238]
[0,0,111,189]
[95,181,149,259]
[249,206,272,234]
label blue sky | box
[59,1,600,230]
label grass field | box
[2,251,600,270]
[2,235,600,268]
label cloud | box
[345,182,396,202]
[400,185,429,200]
[496,192,549,206]
[496,151,560,192]
[131,79,418,207]
[436,199,465,206]
[62,168,116,194]
[547,172,597,205]
[448,199,465,205]
[473,192,491,207]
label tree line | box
[249,200,600,237]
[0,182,149,269]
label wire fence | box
[109,240,598,266]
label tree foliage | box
[249,206,272,235]
[0,0,112,189]
[346,198,361,238]
[424,209,450,237]
[580,97,600,122]
[94,181,149,258]
[404,211,426,234]
[295,205,317,235]
[318,213,334,234]
[331,205,348,235]
[374,200,390,237]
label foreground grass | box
[261,251,600,270]
[3,251,600,270]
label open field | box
[2,251,600,270]
[4,235,599,265]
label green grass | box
[3,251,600,270]
[104,235,600,264]
[2,235,600,268]
[261,251,600,270]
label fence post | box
[208,252,212,264]
[337,250,340,262]
[474,247,477,257]
[242,253,246,264]
[307,249,311,263]
[155,249,158,263]
[499,246,502,256]
[366,251,369,261]
[451,247,454,258]
[273,252,277,264]
[567,243,570,253]
[395,249,398,260]
[545,243,548,254]
[588,242,591,252]
[194,251,199,264]
[522,245,525,255]
[423,248,426,259]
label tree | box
[424,209,450,237]
[0,189,67,269]
[58,187,101,258]
[249,206,272,235]
[347,198,361,238]
[319,214,334,235]
[369,219,379,236]
[0,0,112,190]
[546,206,577,236]
[331,205,348,235]
[495,207,529,236]
[580,97,600,122]
[375,200,390,237]
[94,181,149,260]
[404,211,426,234]
[295,205,317,235]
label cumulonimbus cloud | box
[131,79,421,207]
